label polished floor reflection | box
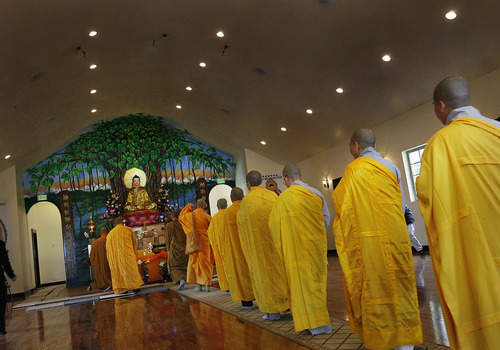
[2,255,449,349]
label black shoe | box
[133,289,141,293]
[0,331,7,335]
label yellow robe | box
[106,224,143,294]
[90,234,112,290]
[237,186,289,313]
[269,184,330,332]
[332,156,423,349]
[417,117,500,350]
[223,200,255,302]
[207,209,230,291]
[179,204,214,286]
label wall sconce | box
[87,216,96,233]
[323,179,329,189]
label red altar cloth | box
[136,250,168,282]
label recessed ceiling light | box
[5,155,11,160]
[186,86,192,91]
[91,109,97,113]
[336,88,344,94]
[90,89,97,94]
[176,105,182,109]
[306,109,313,114]
[260,141,267,145]
[89,64,97,69]
[199,62,207,68]
[89,31,98,37]
[281,127,287,132]
[216,31,224,38]
[445,11,457,20]
[382,55,391,62]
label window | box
[402,144,426,202]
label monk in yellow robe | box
[124,175,157,213]
[237,171,289,320]
[179,199,214,292]
[165,209,189,290]
[269,164,331,334]
[332,129,423,349]
[223,187,255,309]
[417,76,500,350]
[90,227,112,290]
[106,218,143,294]
[207,198,229,292]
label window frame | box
[402,143,427,202]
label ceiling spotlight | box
[5,155,11,160]
[199,62,207,67]
[91,109,97,113]
[260,141,267,145]
[306,109,313,114]
[90,89,97,94]
[216,31,224,38]
[89,64,97,69]
[186,86,192,91]
[281,127,287,132]
[176,105,182,109]
[445,11,457,20]
[382,55,391,62]
[336,88,344,94]
[89,31,98,37]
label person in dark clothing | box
[0,239,16,335]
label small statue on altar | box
[147,242,153,254]
[124,175,157,213]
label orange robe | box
[207,209,230,291]
[106,224,143,294]
[90,234,112,289]
[179,204,214,286]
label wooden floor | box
[2,255,449,349]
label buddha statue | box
[124,175,157,213]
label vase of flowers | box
[159,260,171,282]
[138,259,150,284]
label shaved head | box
[217,198,228,209]
[283,164,301,181]
[196,198,207,209]
[350,129,375,149]
[433,76,470,109]
[99,227,108,236]
[246,170,262,187]
[231,187,244,201]
[113,217,123,226]
[171,208,180,219]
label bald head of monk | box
[217,198,228,210]
[113,217,123,227]
[196,198,208,210]
[350,129,376,159]
[246,170,262,190]
[230,187,244,202]
[171,208,180,221]
[99,227,108,238]
[283,164,303,188]
[433,76,470,124]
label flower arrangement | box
[137,259,150,277]
[156,188,176,217]
[159,260,169,275]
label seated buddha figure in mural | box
[124,175,157,213]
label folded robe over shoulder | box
[106,224,143,294]
[207,209,229,291]
[417,117,500,350]
[223,200,255,302]
[269,184,330,332]
[179,203,214,286]
[332,156,422,349]
[237,186,289,313]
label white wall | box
[27,202,66,284]
[244,148,285,194]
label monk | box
[332,129,423,349]
[237,171,289,320]
[269,164,331,334]
[207,198,230,293]
[179,199,214,292]
[223,187,255,309]
[417,76,500,349]
[106,218,143,294]
[90,227,112,290]
[165,209,189,290]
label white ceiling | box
[1,0,500,175]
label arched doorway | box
[27,202,66,285]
